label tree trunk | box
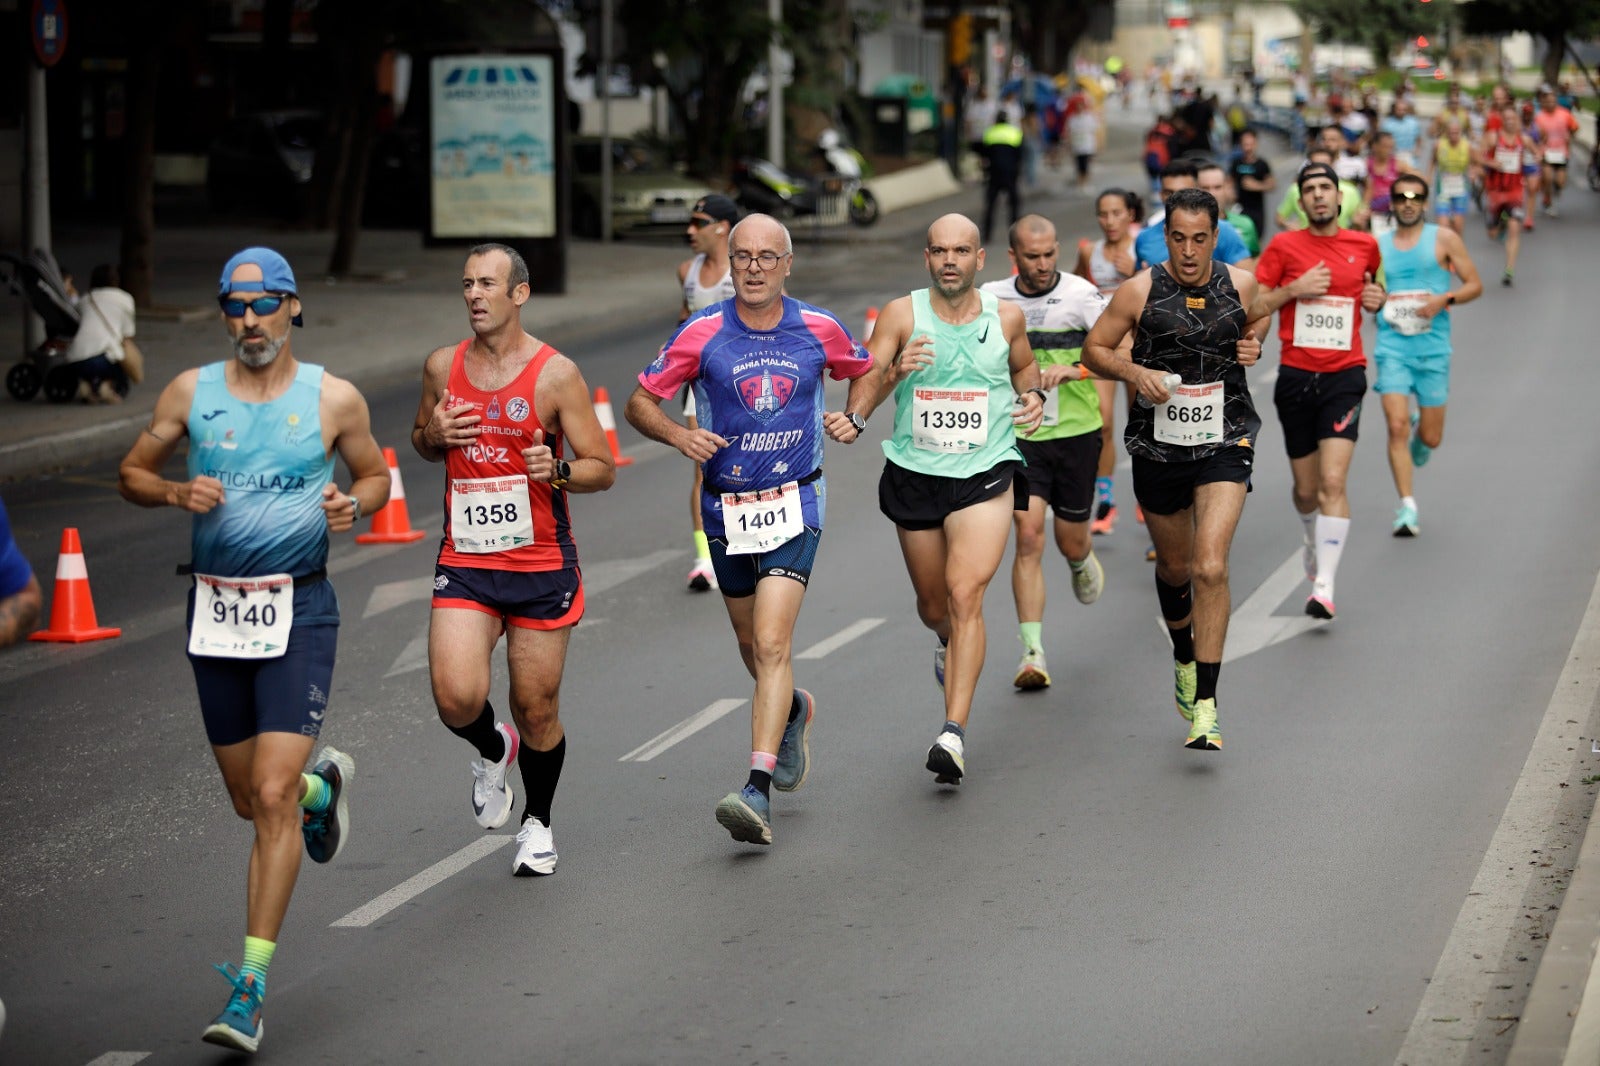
[118,33,161,308]
[1542,32,1566,86]
[328,37,385,276]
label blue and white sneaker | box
[773,689,814,792]
[302,745,353,864]
[201,962,264,1053]
[1393,501,1419,538]
[934,642,947,691]
[714,785,772,845]
[471,722,519,830]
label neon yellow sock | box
[299,772,330,812]
[1018,622,1043,654]
[693,530,710,561]
[242,935,276,998]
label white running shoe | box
[926,730,965,785]
[512,818,558,876]
[471,722,519,830]
[687,559,718,592]
[1072,551,1104,605]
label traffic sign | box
[31,0,68,68]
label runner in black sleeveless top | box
[1083,187,1267,754]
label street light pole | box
[767,0,783,167]
[600,0,613,243]
[25,60,51,351]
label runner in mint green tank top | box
[855,213,1045,790]
[880,287,1024,477]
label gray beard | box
[234,330,287,367]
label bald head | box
[728,212,793,256]
[1008,214,1056,251]
[927,213,981,251]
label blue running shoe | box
[714,785,772,845]
[1409,429,1432,469]
[302,746,353,864]
[773,689,814,792]
[201,962,264,1053]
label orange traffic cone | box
[594,387,633,468]
[29,528,121,642]
[863,306,878,340]
[356,447,428,544]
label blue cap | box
[218,246,303,326]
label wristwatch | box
[347,495,361,521]
[1446,294,1456,306]
[846,412,867,433]
[550,459,571,488]
[1026,387,1049,405]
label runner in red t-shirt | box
[1479,106,1536,286]
[1250,162,1385,620]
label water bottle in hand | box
[1136,373,1183,408]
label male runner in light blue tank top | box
[1373,173,1483,537]
[118,247,390,1054]
[856,213,1045,786]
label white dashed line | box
[618,699,747,762]
[331,836,511,928]
[796,617,885,660]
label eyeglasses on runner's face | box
[731,251,789,270]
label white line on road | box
[1396,569,1600,1065]
[84,1054,151,1066]
[619,699,746,762]
[1224,549,1325,664]
[330,836,511,928]
[796,617,885,660]
[363,576,434,619]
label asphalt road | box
[3,183,1600,1065]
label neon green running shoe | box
[1185,698,1221,750]
[1174,660,1197,721]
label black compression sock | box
[1156,576,1195,662]
[1196,662,1221,702]
[519,736,566,827]
[747,769,773,797]
[1169,625,1195,664]
[446,701,505,762]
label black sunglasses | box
[219,294,290,318]
[1393,189,1428,202]
[688,216,718,228]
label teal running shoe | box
[302,745,353,864]
[773,689,814,792]
[201,962,264,1053]
[1393,501,1419,538]
[715,785,772,845]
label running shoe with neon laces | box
[201,963,264,1053]
[687,558,717,592]
[926,730,966,785]
[1184,698,1222,750]
[470,722,519,830]
[1305,593,1335,620]
[1393,501,1419,538]
[1013,647,1051,690]
[1409,431,1432,469]
[933,642,947,691]
[773,689,814,792]
[511,817,558,875]
[714,785,772,845]
[1072,551,1104,605]
[1173,660,1197,721]
[301,746,353,864]
[1090,502,1117,535]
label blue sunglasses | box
[218,294,290,318]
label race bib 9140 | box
[188,573,293,659]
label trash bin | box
[866,95,909,158]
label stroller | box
[2,248,83,402]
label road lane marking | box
[330,836,511,928]
[381,549,684,677]
[1396,569,1600,1064]
[84,1054,151,1066]
[619,699,746,762]
[363,576,434,619]
[1224,549,1325,664]
[796,617,885,660]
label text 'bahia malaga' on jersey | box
[186,361,338,624]
[979,272,1106,441]
[638,295,873,538]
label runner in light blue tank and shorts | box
[1373,174,1484,537]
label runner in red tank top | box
[1479,107,1534,286]
[410,243,616,878]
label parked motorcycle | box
[730,131,879,227]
